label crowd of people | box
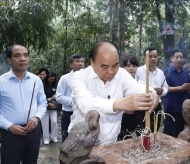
[0,41,190,163]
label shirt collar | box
[143,64,158,74]
[170,65,183,73]
[8,69,30,80]
[89,66,99,79]
[70,70,74,75]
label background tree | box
[0,0,54,51]
[30,0,110,77]
[1,0,190,76]
[156,0,175,64]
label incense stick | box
[27,81,36,123]
[145,52,150,129]
[161,72,169,87]
[154,114,158,134]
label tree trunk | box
[109,0,119,46]
[155,0,165,49]
[63,0,68,74]
[118,0,125,54]
[109,0,126,62]
[155,0,175,66]
[138,14,143,57]
[164,0,175,64]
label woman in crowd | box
[37,68,49,81]
[41,72,58,144]
[118,55,145,140]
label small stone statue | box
[178,99,190,142]
[59,110,105,164]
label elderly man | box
[68,40,159,145]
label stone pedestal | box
[92,132,190,164]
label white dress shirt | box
[68,66,152,145]
[136,65,168,101]
[56,71,74,112]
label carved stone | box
[178,127,190,142]
[178,99,190,142]
[59,110,105,164]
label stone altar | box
[92,132,190,164]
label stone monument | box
[59,110,105,164]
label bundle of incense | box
[143,50,151,151]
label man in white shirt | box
[68,41,159,145]
[56,54,84,142]
[136,47,168,132]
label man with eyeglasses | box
[163,49,190,137]
[136,47,168,132]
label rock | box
[178,99,190,142]
[59,110,105,164]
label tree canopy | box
[0,0,54,51]
[1,0,190,77]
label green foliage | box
[0,53,9,75]
[0,0,54,51]
[30,1,110,78]
[1,0,190,78]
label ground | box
[38,113,62,164]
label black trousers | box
[118,103,162,140]
[163,112,185,137]
[61,111,73,143]
[118,110,145,140]
[1,123,41,164]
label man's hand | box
[51,94,56,100]
[154,87,163,95]
[8,125,27,136]
[114,93,152,112]
[48,103,56,109]
[113,93,159,113]
[25,117,39,133]
[181,83,190,91]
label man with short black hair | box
[136,47,168,132]
[56,53,85,142]
[0,44,47,164]
[164,49,190,137]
